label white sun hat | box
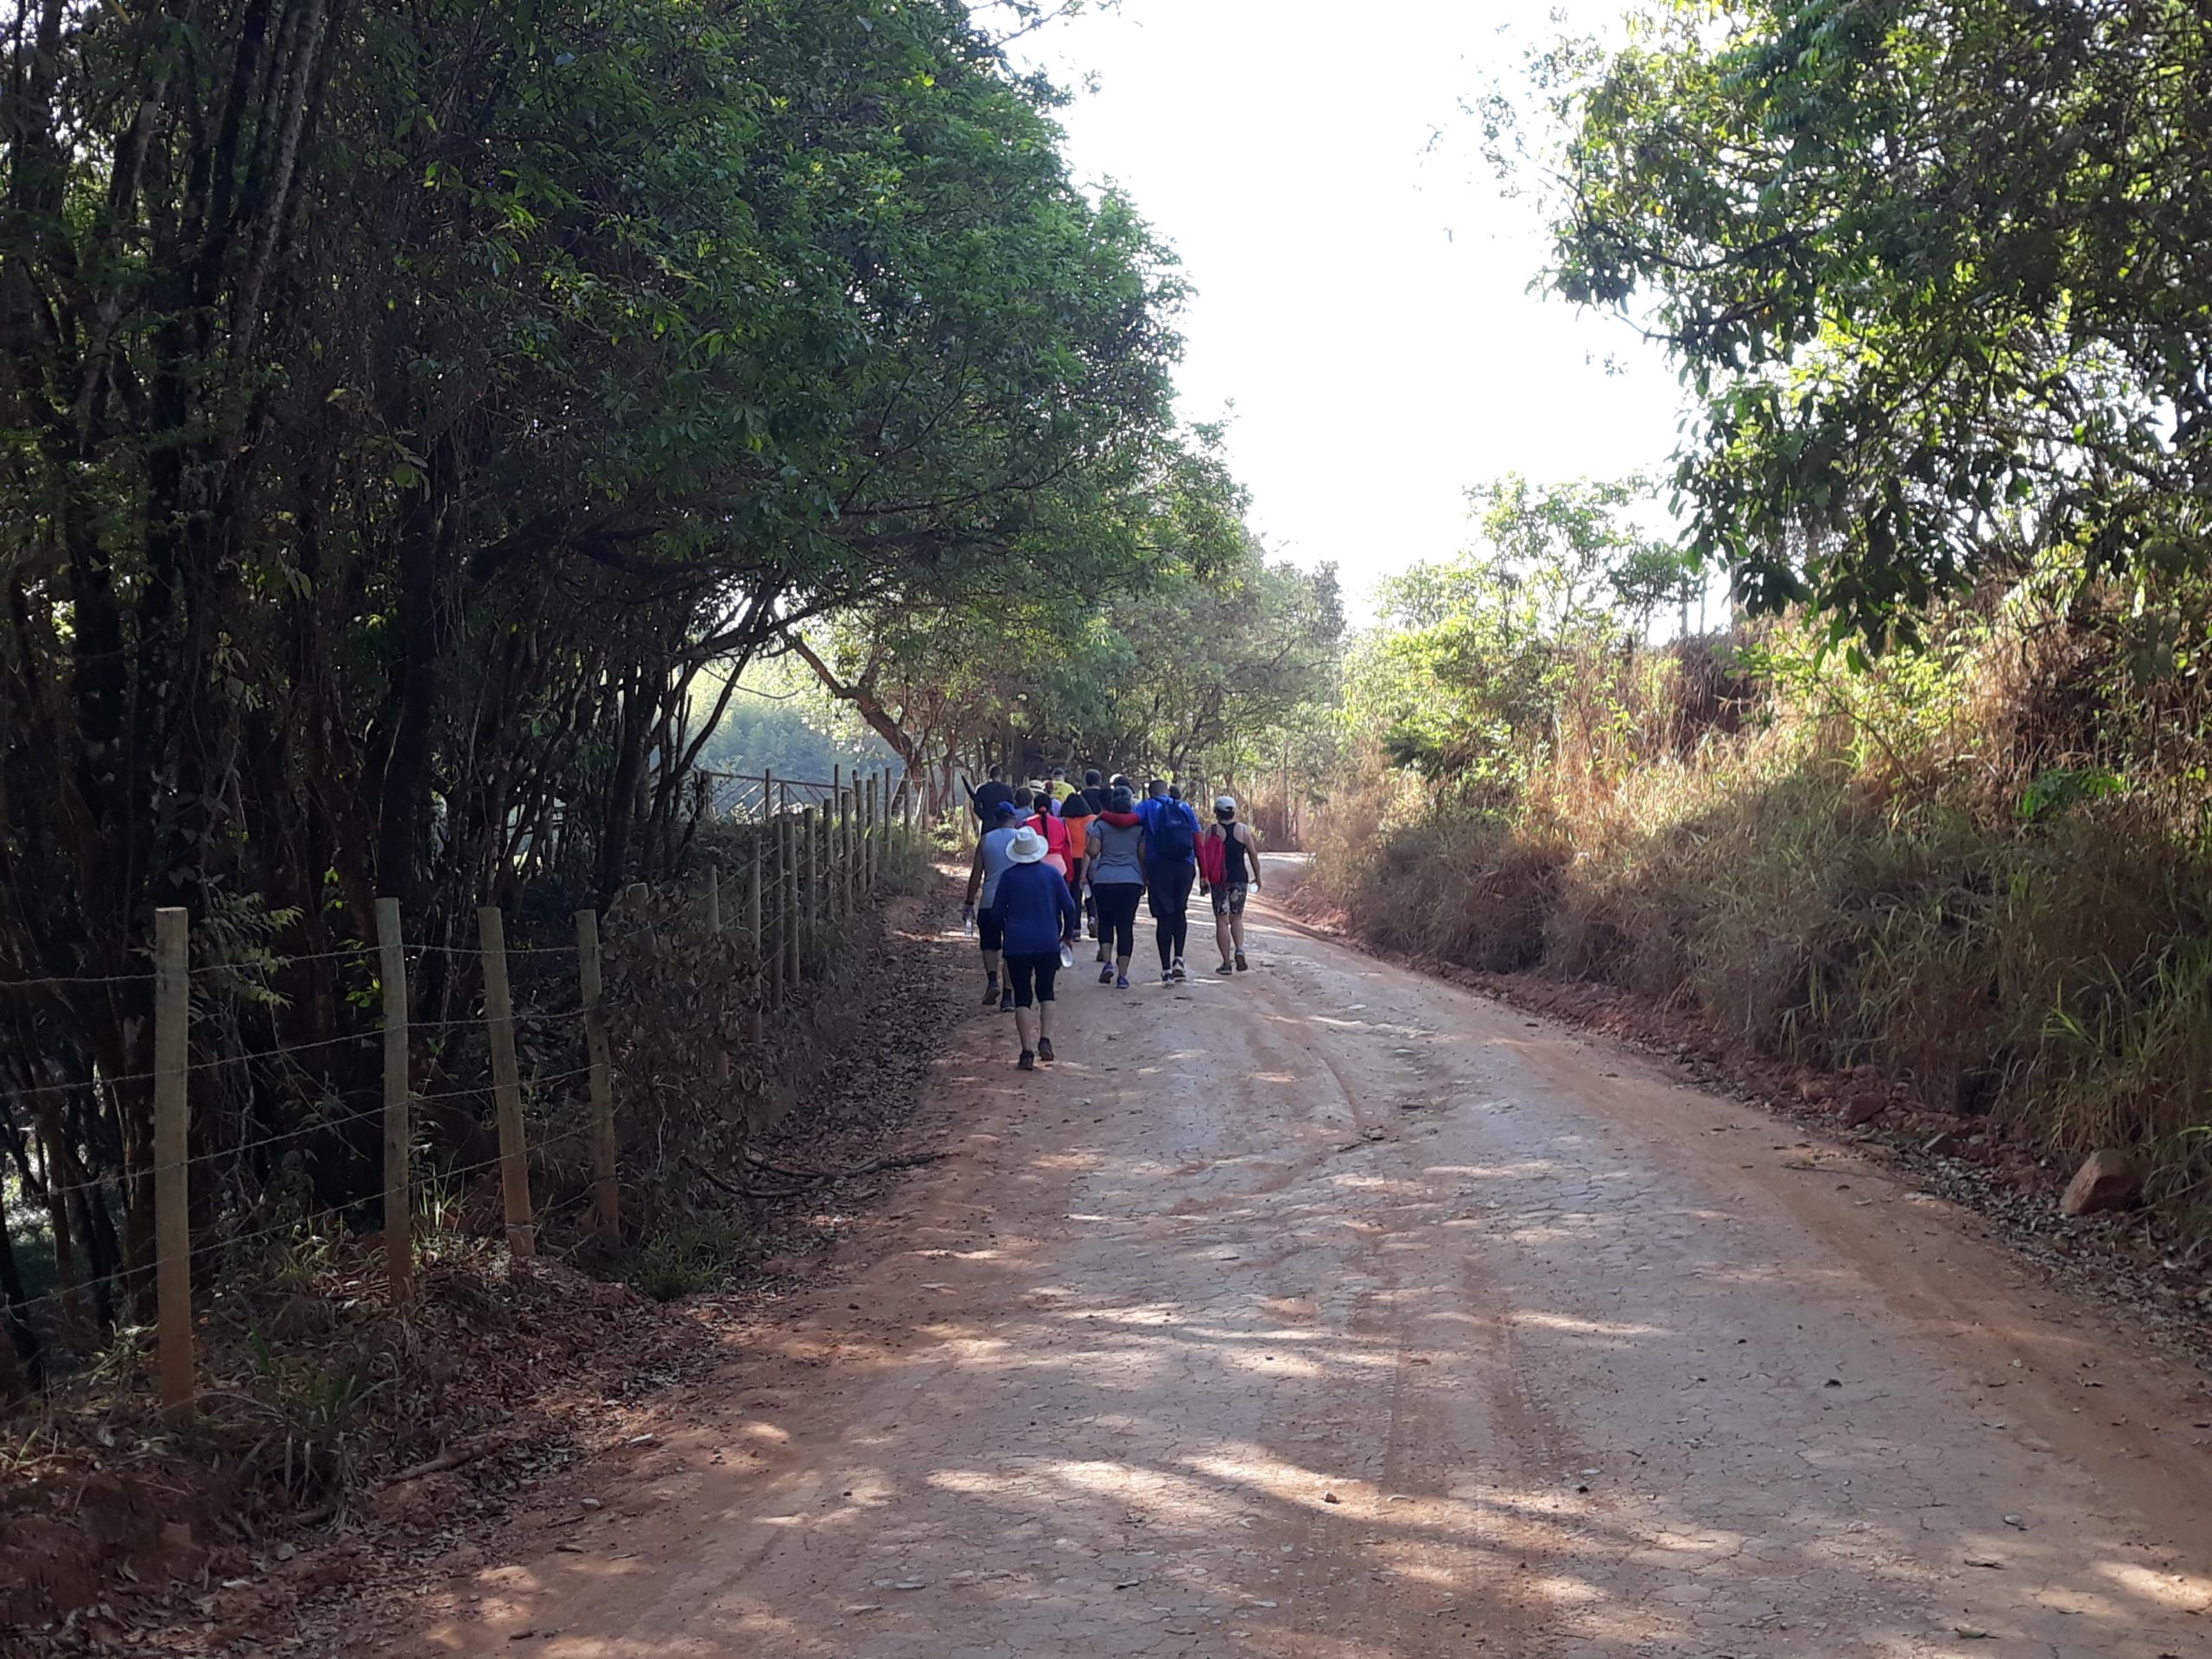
[1007,825,1048,863]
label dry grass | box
[1312,613,2212,1250]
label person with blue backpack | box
[1138,778,1202,982]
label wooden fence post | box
[153,906,193,1422]
[840,778,855,918]
[477,906,535,1257]
[747,816,765,1043]
[863,772,876,891]
[761,769,780,1007]
[769,813,786,1007]
[800,804,818,973]
[575,908,620,1249]
[832,766,845,921]
[376,897,412,1309]
[820,796,830,931]
[785,810,803,991]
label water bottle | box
[1058,939,1074,969]
[963,907,977,938]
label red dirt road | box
[386,860,2212,1657]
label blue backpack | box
[1149,800,1198,861]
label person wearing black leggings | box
[1138,779,1202,983]
[1085,785,1147,990]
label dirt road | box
[393,860,2212,1657]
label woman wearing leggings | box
[1085,785,1147,991]
[994,825,1080,1071]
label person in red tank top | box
[1199,795,1262,974]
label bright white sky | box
[1014,0,1683,616]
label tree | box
[1348,476,1667,780]
[1533,0,2212,645]
[0,0,1191,1357]
[785,431,1342,793]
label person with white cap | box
[992,822,1081,1070]
[1198,794,1262,974]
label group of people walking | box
[962,767,1264,1071]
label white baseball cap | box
[1214,795,1237,814]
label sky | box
[1012,0,1684,616]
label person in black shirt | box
[969,764,1013,826]
[1081,768,1112,816]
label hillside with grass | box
[1307,497,2212,1249]
[1304,0,2212,1252]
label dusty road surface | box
[391,858,2212,1658]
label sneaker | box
[1160,969,1174,985]
[982,978,1000,1007]
[1098,963,1115,985]
[1235,950,1249,972]
[1017,1049,1035,1071]
[1037,1038,1055,1065]
[1000,988,1015,1014]
[1116,973,1130,990]
[1171,957,1187,982]
[1217,959,1234,975]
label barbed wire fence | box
[0,766,921,1414]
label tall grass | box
[1313,583,2212,1248]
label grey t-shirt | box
[978,826,1020,907]
[1088,818,1145,886]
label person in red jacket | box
[1027,792,1071,881]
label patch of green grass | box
[620,1216,753,1302]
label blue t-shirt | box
[1138,796,1201,866]
[995,861,1079,957]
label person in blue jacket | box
[1137,778,1202,982]
[994,824,1080,1070]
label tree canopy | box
[1535,0,2212,645]
[785,432,1344,794]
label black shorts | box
[1004,952,1060,1007]
[1210,882,1249,917]
[977,906,1004,952]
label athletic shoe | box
[1217,960,1234,975]
[1170,957,1187,982]
[982,978,1000,1007]
[1000,988,1014,1014]
[1160,969,1173,985]
[1098,963,1115,984]
[1037,1038,1055,1065]
[1235,950,1249,971]
[1116,974,1130,990]
[1017,1049,1035,1071]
